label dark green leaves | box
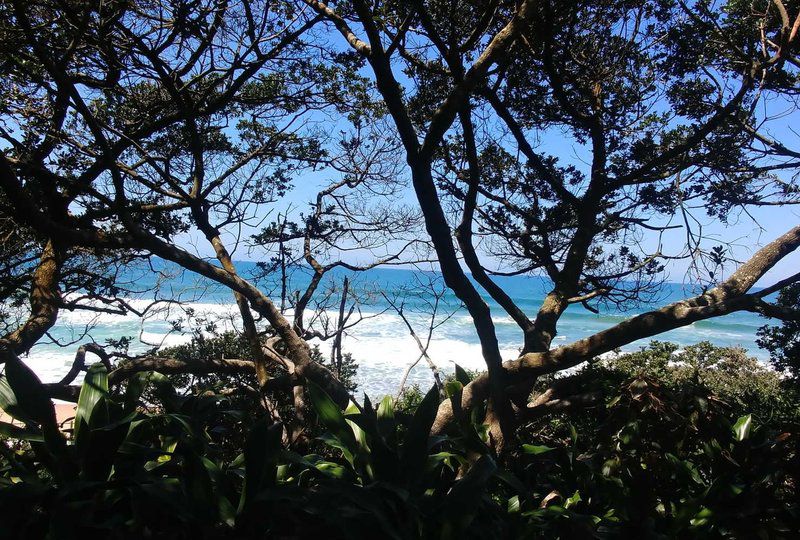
[522,444,555,455]
[400,385,440,486]
[73,362,109,445]
[732,414,752,442]
[0,353,58,429]
[308,381,358,460]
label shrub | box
[0,341,797,538]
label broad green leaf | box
[400,385,440,484]
[123,372,148,413]
[242,418,283,509]
[690,506,714,527]
[183,451,216,521]
[665,453,704,485]
[376,395,397,447]
[377,395,394,420]
[344,400,361,416]
[347,418,370,454]
[0,420,43,442]
[308,381,357,455]
[313,460,348,479]
[1,355,72,479]
[427,451,468,472]
[495,469,528,494]
[149,372,181,412]
[733,414,753,441]
[1,355,57,428]
[165,413,197,438]
[565,490,582,509]
[0,376,31,427]
[442,455,498,521]
[569,423,579,445]
[444,380,462,398]
[74,362,109,445]
[317,432,355,466]
[522,444,555,455]
[454,364,472,385]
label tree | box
[0,0,423,442]
[1,0,799,454]
[757,282,800,379]
[304,0,800,447]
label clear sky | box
[202,126,800,288]
[199,160,799,288]
[190,33,800,289]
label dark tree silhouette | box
[1,0,799,451]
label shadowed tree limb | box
[432,225,800,434]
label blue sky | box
[201,161,799,287]
[203,119,800,288]
[190,21,800,288]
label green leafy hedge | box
[1,341,798,539]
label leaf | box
[308,382,357,455]
[165,413,197,438]
[732,414,753,442]
[427,451,468,472]
[73,362,109,445]
[376,395,396,444]
[569,423,579,445]
[201,456,236,528]
[565,490,582,509]
[0,420,43,442]
[495,469,528,494]
[149,372,181,412]
[454,364,472,385]
[400,385,440,485]
[665,453,704,485]
[242,418,283,510]
[344,400,361,416]
[522,444,555,455]
[346,418,371,457]
[182,450,217,522]
[1,355,57,429]
[444,380,463,398]
[442,455,498,521]
[0,355,70,477]
[377,395,394,420]
[123,372,148,413]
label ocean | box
[19,261,773,398]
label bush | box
[757,282,800,381]
[1,341,797,539]
[576,341,797,425]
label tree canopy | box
[1,0,799,449]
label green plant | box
[0,355,247,538]
[1,347,797,539]
[237,373,518,539]
[758,282,800,382]
[515,376,799,538]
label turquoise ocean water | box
[20,261,773,398]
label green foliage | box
[514,376,799,538]
[161,331,359,393]
[515,341,800,537]
[158,332,360,448]
[561,341,797,425]
[1,341,798,538]
[0,359,251,537]
[758,283,800,381]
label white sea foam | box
[16,291,768,398]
